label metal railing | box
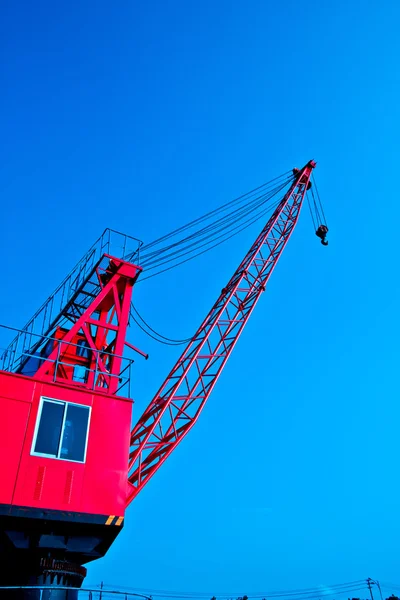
[2,229,142,362]
[0,325,134,398]
[0,588,151,600]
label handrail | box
[2,229,143,361]
[0,587,151,600]
[0,324,134,397]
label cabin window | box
[32,398,91,463]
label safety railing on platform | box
[1,229,142,364]
[0,325,133,398]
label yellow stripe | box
[115,516,124,526]
[105,515,114,525]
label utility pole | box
[367,578,375,600]
[367,578,384,600]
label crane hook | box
[315,224,329,246]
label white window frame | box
[31,396,91,463]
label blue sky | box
[1,0,400,595]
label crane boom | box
[126,160,316,505]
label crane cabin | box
[0,231,142,592]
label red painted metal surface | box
[0,370,133,517]
[1,160,315,523]
[0,254,141,519]
[34,257,139,395]
[127,160,316,505]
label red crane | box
[0,160,322,597]
[127,159,317,503]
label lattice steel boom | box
[126,160,316,505]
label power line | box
[93,580,369,600]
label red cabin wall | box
[0,370,133,517]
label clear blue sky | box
[1,0,400,596]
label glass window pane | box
[60,404,90,462]
[34,401,65,456]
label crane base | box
[0,505,124,599]
[0,557,85,600]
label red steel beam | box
[34,257,138,395]
[127,161,316,505]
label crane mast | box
[127,160,316,504]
